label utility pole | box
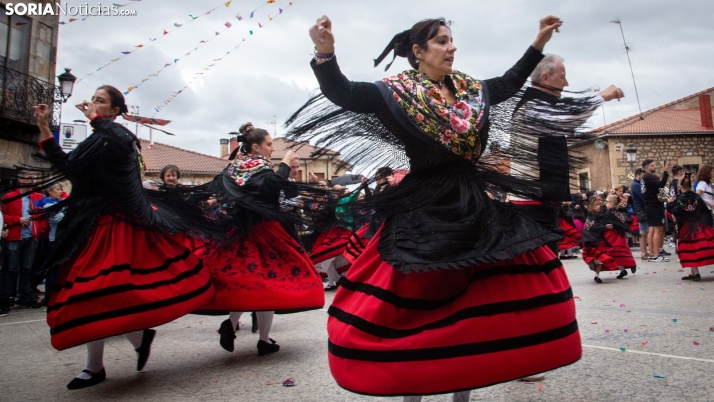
[611,18,643,119]
[268,115,277,136]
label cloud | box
[56,0,714,163]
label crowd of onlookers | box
[564,161,713,262]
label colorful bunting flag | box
[121,51,132,54]
[225,1,231,6]
[174,23,182,27]
[236,14,243,20]
[225,22,232,28]
[163,29,168,35]
[258,23,263,28]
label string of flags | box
[151,1,293,116]
[77,0,246,82]
[122,0,280,96]
[59,0,145,25]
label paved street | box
[2,246,713,401]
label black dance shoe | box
[617,270,628,279]
[631,266,637,274]
[257,339,280,356]
[692,274,702,282]
[218,319,236,352]
[251,311,259,333]
[594,277,603,284]
[136,329,156,371]
[67,368,106,390]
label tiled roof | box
[140,139,229,173]
[592,86,714,135]
[271,137,340,159]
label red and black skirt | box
[196,221,324,312]
[677,224,714,268]
[559,218,582,250]
[628,214,640,233]
[343,223,371,264]
[581,242,619,271]
[47,215,214,351]
[604,230,637,268]
[311,226,353,264]
[327,226,581,396]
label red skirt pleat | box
[327,226,581,396]
[558,219,582,250]
[311,226,353,264]
[582,242,619,271]
[343,223,370,264]
[677,224,714,268]
[197,221,324,312]
[47,215,215,351]
[604,230,636,268]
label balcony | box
[0,66,62,130]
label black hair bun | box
[239,122,255,135]
[235,134,246,143]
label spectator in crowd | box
[695,164,713,220]
[160,164,181,188]
[288,157,300,182]
[667,165,685,245]
[630,168,649,260]
[0,170,44,315]
[641,159,669,262]
[37,183,65,306]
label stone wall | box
[608,134,714,189]
[28,4,58,83]
[569,141,611,193]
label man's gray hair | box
[529,54,565,84]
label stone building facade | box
[0,1,61,182]
[569,88,714,193]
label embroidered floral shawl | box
[381,70,486,161]
[227,154,274,186]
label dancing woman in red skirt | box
[29,86,219,389]
[195,122,327,355]
[284,15,599,399]
[668,173,714,281]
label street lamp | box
[57,68,77,103]
[626,144,637,171]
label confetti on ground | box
[694,342,700,346]
[538,384,544,391]
[653,374,667,378]
[620,304,626,307]
[612,300,616,302]
[709,327,714,332]
[522,381,534,384]
[672,319,678,323]
[282,378,295,387]
[624,329,628,332]
[620,347,626,352]
[702,287,705,291]
[677,269,684,272]
[591,322,597,324]
[678,282,682,286]
[605,329,610,333]
[640,341,649,347]
[642,324,648,327]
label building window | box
[579,172,590,193]
[683,164,699,175]
[0,11,31,73]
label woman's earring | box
[416,59,420,64]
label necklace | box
[429,78,445,89]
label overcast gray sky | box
[56,0,714,162]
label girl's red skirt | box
[677,224,714,268]
[311,226,353,264]
[47,215,214,351]
[342,223,370,264]
[628,215,640,233]
[195,221,324,312]
[582,242,619,271]
[327,226,581,396]
[559,218,582,250]
[604,230,637,268]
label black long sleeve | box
[311,57,384,114]
[483,46,544,105]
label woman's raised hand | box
[75,100,98,120]
[33,104,50,125]
[533,15,563,51]
[309,15,335,54]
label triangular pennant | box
[224,1,231,6]
[279,8,283,13]
[174,23,182,27]
[225,22,232,28]
[250,10,254,18]
[189,14,197,19]
[135,44,143,48]
[111,58,120,62]
[249,30,253,35]
[69,18,77,22]
[268,0,275,3]
[121,51,132,54]
[163,29,168,35]
[236,14,243,20]
[258,23,263,28]
[150,38,156,41]
[215,31,220,35]
[269,15,273,21]
[174,58,179,62]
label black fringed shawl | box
[27,116,223,274]
[285,46,602,273]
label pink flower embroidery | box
[414,113,425,123]
[440,132,453,145]
[450,101,472,133]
